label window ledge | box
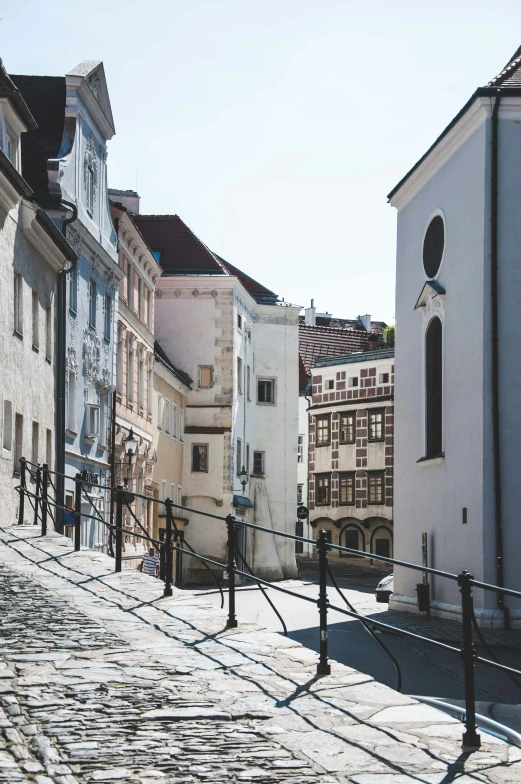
[45,356,52,364]
[84,436,96,445]
[417,453,445,467]
[66,428,78,437]
[32,344,39,353]
[13,329,23,340]
[69,308,77,318]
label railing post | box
[226,514,238,629]
[317,529,331,676]
[18,457,26,525]
[41,464,48,536]
[458,570,481,750]
[115,486,123,573]
[33,465,41,526]
[164,498,174,598]
[74,473,82,552]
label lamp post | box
[239,465,248,495]
[123,427,139,488]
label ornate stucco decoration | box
[88,71,101,99]
[66,342,78,375]
[104,268,117,293]
[84,133,98,204]
[88,253,101,281]
[117,320,127,343]
[67,228,82,258]
[101,358,112,389]
[83,327,101,387]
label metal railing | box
[15,456,521,752]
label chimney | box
[305,298,316,326]
[359,314,372,332]
[108,188,140,214]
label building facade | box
[308,349,394,558]
[133,214,300,583]
[14,62,123,550]
[389,45,521,625]
[0,60,76,521]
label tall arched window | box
[425,317,443,457]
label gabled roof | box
[10,74,66,200]
[414,280,446,311]
[299,323,375,374]
[0,59,37,130]
[154,340,192,388]
[134,214,279,304]
[298,315,387,333]
[488,45,521,87]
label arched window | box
[339,523,365,557]
[426,317,443,457]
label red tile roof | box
[298,315,387,333]
[299,324,374,375]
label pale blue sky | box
[2,1,521,323]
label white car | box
[375,573,394,603]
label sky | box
[2,1,521,324]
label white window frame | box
[85,404,100,439]
[172,403,177,438]
[257,378,276,405]
[45,306,52,361]
[164,398,170,433]
[348,376,359,388]
[89,278,97,329]
[14,271,22,335]
[180,408,185,441]
[157,394,162,430]
[66,371,76,433]
[237,357,243,395]
[297,434,304,463]
[253,450,265,475]
[32,289,39,350]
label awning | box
[233,495,253,509]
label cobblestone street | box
[1,525,521,783]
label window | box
[67,371,76,432]
[86,162,95,215]
[45,306,52,361]
[99,393,107,446]
[316,474,330,506]
[236,438,242,475]
[342,527,362,553]
[180,409,185,441]
[423,215,444,279]
[348,377,359,388]
[145,288,152,328]
[32,422,39,465]
[14,272,22,334]
[32,290,39,349]
[198,366,213,388]
[368,473,385,504]
[237,357,243,394]
[257,378,275,405]
[246,443,250,473]
[326,379,334,390]
[138,351,145,409]
[127,341,134,402]
[165,399,170,433]
[127,263,133,310]
[89,279,97,328]
[368,410,384,441]
[172,403,177,437]
[46,428,52,466]
[316,415,330,446]
[85,404,99,438]
[3,401,13,452]
[161,479,167,502]
[297,484,303,505]
[152,249,162,263]
[69,267,78,313]
[426,317,443,457]
[192,444,208,473]
[170,483,175,501]
[339,473,355,505]
[253,451,265,475]
[6,130,15,164]
[339,412,356,444]
[237,313,242,331]
[247,366,251,400]
[104,295,111,340]
[297,434,304,462]
[14,413,23,474]
[177,486,182,507]
[379,372,390,384]
[157,394,162,429]
[138,278,142,320]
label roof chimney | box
[359,314,372,332]
[305,299,316,326]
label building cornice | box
[309,394,394,412]
[21,200,76,273]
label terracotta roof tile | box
[299,323,376,374]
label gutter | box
[490,90,509,628]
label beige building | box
[109,191,161,561]
[152,341,191,584]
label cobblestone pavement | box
[1,525,521,784]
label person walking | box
[139,546,160,578]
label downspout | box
[490,90,509,628]
[55,199,78,530]
[305,387,312,547]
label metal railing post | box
[74,473,82,552]
[317,529,331,676]
[164,498,174,598]
[115,486,123,573]
[18,457,26,525]
[226,514,238,629]
[459,570,481,750]
[33,465,41,526]
[41,464,48,536]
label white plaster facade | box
[389,64,521,625]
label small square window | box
[348,377,359,388]
[257,378,275,405]
[379,372,390,384]
[192,444,209,472]
[326,379,334,390]
[253,451,265,475]
[198,366,214,388]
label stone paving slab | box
[1,524,520,784]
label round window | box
[423,215,444,279]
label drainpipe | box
[305,387,312,547]
[490,90,509,629]
[55,199,78,530]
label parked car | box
[375,573,393,603]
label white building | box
[134,214,300,583]
[388,44,521,626]
[15,62,123,549]
[0,59,76,521]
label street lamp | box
[123,427,139,487]
[239,465,248,495]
